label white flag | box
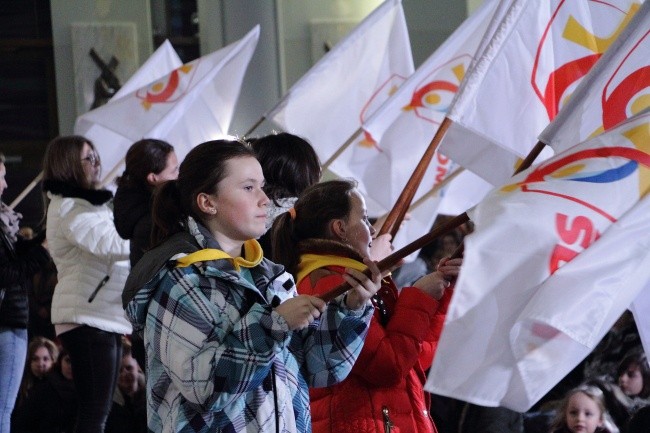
[426,111,650,411]
[75,26,260,180]
[329,0,498,250]
[631,283,650,357]
[438,0,642,186]
[538,1,650,153]
[267,0,413,167]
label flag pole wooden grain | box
[321,127,363,171]
[9,172,43,209]
[378,117,452,239]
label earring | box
[210,208,217,215]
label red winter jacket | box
[296,240,452,433]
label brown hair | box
[151,139,256,246]
[19,336,59,401]
[43,135,98,189]
[116,138,175,189]
[271,179,357,275]
[251,132,321,203]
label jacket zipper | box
[382,406,394,433]
[272,364,279,433]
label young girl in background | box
[122,140,381,433]
[271,179,462,433]
[550,385,613,433]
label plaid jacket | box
[125,219,373,433]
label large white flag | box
[438,0,642,186]
[427,111,650,411]
[538,1,650,153]
[75,26,260,180]
[267,0,413,168]
[327,0,497,249]
[631,283,650,357]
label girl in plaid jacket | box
[123,140,381,433]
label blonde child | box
[550,385,613,433]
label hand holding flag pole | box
[319,210,468,302]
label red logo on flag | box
[531,0,636,120]
[136,63,197,110]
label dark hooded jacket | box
[113,184,152,267]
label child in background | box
[549,385,613,433]
[122,140,381,433]
[271,179,462,433]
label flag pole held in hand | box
[319,211,469,302]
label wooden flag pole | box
[319,212,469,302]
[9,172,43,209]
[100,157,126,188]
[513,140,546,175]
[321,127,364,171]
[378,117,452,239]
[242,115,266,139]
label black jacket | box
[0,227,50,328]
[113,184,153,267]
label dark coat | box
[13,370,77,433]
[0,226,50,328]
[113,184,153,267]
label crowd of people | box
[0,133,648,433]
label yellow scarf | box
[175,239,263,271]
[296,253,367,287]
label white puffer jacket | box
[47,192,132,334]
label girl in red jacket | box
[271,179,461,433]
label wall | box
[50,0,152,135]
[51,0,473,138]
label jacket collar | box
[43,179,113,205]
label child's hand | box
[412,257,463,300]
[275,295,326,330]
[437,257,463,279]
[413,271,449,300]
[369,233,393,262]
[343,258,382,310]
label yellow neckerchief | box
[296,253,367,287]
[174,239,263,271]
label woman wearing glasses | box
[42,135,131,433]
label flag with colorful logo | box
[426,110,650,411]
[325,0,497,250]
[539,1,650,153]
[438,0,643,186]
[266,0,414,168]
[75,26,260,181]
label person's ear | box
[330,219,348,242]
[146,172,157,186]
[196,192,218,216]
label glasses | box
[82,153,100,167]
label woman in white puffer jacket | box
[42,135,131,433]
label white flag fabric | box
[438,0,642,186]
[427,111,650,411]
[327,0,497,250]
[631,283,650,357]
[75,26,260,180]
[112,40,182,99]
[538,1,650,153]
[267,0,413,167]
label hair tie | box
[288,207,296,220]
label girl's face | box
[80,142,101,187]
[341,190,375,257]
[60,355,73,381]
[0,162,7,198]
[149,151,179,186]
[30,346,54,378]
[619,363,644,396]
[209,156,269,251]
[565,392,604,433]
